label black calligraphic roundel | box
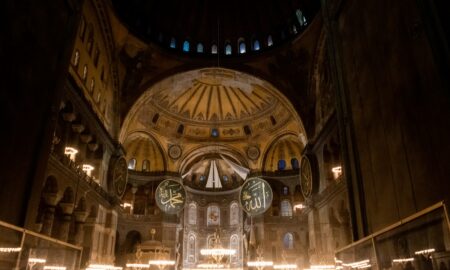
[239,177,273,216]
[155,179,186,214]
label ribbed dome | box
[150,69,276,124]
[122,68,304,141]
[123,132,166,172]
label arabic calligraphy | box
[239,178,272,216]
[155,179,186,214]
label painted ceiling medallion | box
[168,144,182,159]
[247,146,260,160]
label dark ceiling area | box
[112,0,321,56]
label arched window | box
[93,47,100,67]
[183,40,190,52]
[253,40,260,51]
[199,175,206,183]
[82,65,88,83]
[197,43,204,53]
[230,202,239,225]
[86,25,94,55]
[225,44,232,55]
[267,35,273,47]
[239,41,246,54]
[187,233,196,262]
[188,203,197,225]
[283,186,289,196]
[211,44,218,54]
[278,160,286,170]
[296,9,307,26]
[73,50,80,67]
[177,124,184,134]
[291,158,299,170]
[280,200,293,217]
[170,37,176,48]
[142,160,150,172]
[79,16,86,40]
[90,78,95,92]
[283,232,294,249]
[128,158,136,170]
[207,205,220,226]
[96,91,101,103]
[230,234,239,262]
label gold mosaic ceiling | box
[123,68,303,141]
[150,69,277,123]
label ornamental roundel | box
[168,144,182,160]
[246,146,260,161]
[239,177,273,216]
[300,155,318,199]
[155,179,186,214]
[111,156,128,198]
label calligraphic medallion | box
[111,156,128,198]
[239,177,273,216]
[155,179,186,214]
[300,155,316,198]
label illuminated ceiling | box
[120,68,306,175]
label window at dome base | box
[225,44,232,55]
[239,42,246,54]
[170,37,176,48]
[253,40,260,51]
[128,158,136,170]
[291,158,299,170]
[211,44,218,54]
[183,40,190,52]
[211,128,219,137]
[197,43,204,53]
[296,9,307,26]
[267,35,274,47]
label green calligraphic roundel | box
[239,177,273,216]
[155,179,186,214]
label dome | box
[122,68,304,142]
[111,0,320,56]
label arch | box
[90,78,95,92]
[79,16,86,40]
[128,158,136,170]
[267,35,273,47]
[282,186,289,196]
[142,159,150,172]
[291,158,300,170]
[211,44,218,54]
[170,37,176,48]
[238,38,246,54]
[197,43,204,53]
[73,50,80,67]
[207,204,220,226]
[124,230,142,254]
[43,175,58,195]
[188,202,197,225]
[278,160,286,170]
[230,201,239,225]
[225,43,232,55]
[253,40,261,51]
[283,232,294,249]
[86,23,94,54]
[187,233,196,262]
[280,200,292,217]
[60,187,74,204]
[230,234,239,262]
[183,40,190,52]
[82,65,88,83]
